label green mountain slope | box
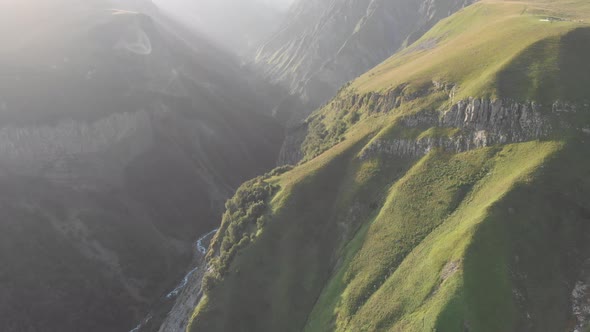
[188,1,590,331]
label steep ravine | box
[157,229,217,332]
[130,229,219,332]
[0,2,286,330]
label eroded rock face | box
[0,100,282,332]
[277,123,308,165]
[157,257,206,332]
[0,111,153,183]
[442,99,550,138]
[360,98,559,160]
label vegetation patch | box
[305,141,564,332]
[203,176,279,292]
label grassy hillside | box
[305,141,574,331]
[353,0,590,103]
[188,1,590,331]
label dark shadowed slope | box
[0,1,283,331]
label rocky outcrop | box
[442,99,550,138]
[0,111,153,184]
[277,122,308,166]
[360,98,557,160]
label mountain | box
[187,1,590,331]
[254,0,475,123]
[0,1,283,331]
[153,0,288,55]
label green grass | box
[189,117,390,331]
[351,0,590,103]
[305,141,563,332]
[188,1,590,331]
[202,176,279,292]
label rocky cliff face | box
[0,111,152,184]
[287,73,590,164]
[361,98,556,159]
[277,123,308,165]
[254,0,476,123]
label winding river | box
[165,228,218,299]
[129,228,219,332]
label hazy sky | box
[154,0,295,11]
[152,0,295,53]
[257,0,295,10]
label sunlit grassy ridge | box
[189,1,590,331]
[305,141,565,332]
[352,0,590,102]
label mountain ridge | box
[254,0,476,123]
[187,1,590,331]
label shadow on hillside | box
[496,27,590,106]
[460,143,590,331]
